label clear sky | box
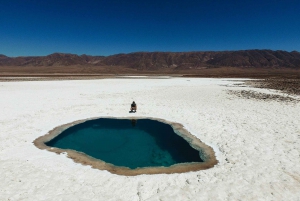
[1,0,300,56]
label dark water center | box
[46,118,203,169]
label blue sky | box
[1,0,300,56]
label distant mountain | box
[1,50,300,69]
[0,53,105,66]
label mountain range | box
[1,50,300,70]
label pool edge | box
[33,117,218,176]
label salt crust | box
[0,78,299,200]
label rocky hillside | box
[1,50,300,69]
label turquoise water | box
[46,118,203,169]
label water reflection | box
[131,119,137,127]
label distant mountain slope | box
[0,53,105,66]
[1,50,300,69]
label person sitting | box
[130,101,137,112]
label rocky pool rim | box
[33,116,218,176]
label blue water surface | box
[46,118,203,169]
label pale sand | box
[0,78,299,200]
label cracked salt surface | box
[0,78,299,200]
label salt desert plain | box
[0,77,300,200]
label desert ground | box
[0,77,299,200]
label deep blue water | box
[46,118,203,169]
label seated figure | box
[130,101,137,112]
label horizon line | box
[1,49,299,58]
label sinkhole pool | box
[45,118,203,169]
